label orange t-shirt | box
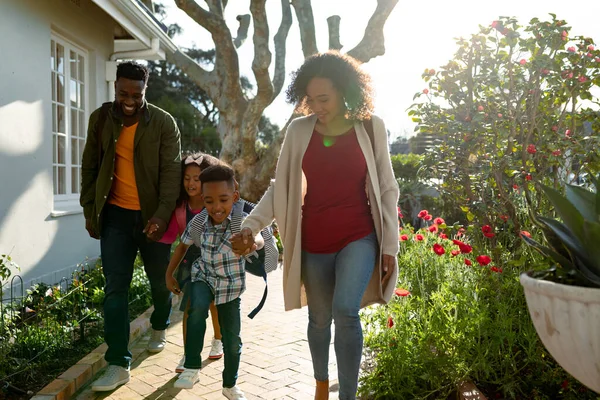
[108,123,140,210]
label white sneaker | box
[222,385,246,400]
[208,337,223,359]
[91,365,130,391]
[175,355,185,373]
[147,329,167,353]
[173,368,199,389]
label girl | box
[160,152,224,372]
[234,52,399,400]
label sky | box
[159,0,600,140]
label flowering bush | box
[409,15,600,236]
[360,214,594,399]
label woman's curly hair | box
[285,51,374,121]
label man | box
[80,61,181,391]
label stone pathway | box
[74,268,339,400]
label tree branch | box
[272,0,292,99]
[327,16,342,50]
[167,50,218,100]
[291,0,318,58]
[346,0,399,63]
[206,0,224,16]
[174,0,221,34]
[233,14,251,48]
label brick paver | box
[74,267,339,399]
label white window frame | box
[50,33,89,216]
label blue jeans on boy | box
[184,280,242,388]
[100,204,173,368]
[301,232,377,400]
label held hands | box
[381,254,396,285]
[143,217,167,241]
[231,227,257,257]
[85,219,99,240]
[166,274,181,295]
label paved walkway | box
[74,268,339,400]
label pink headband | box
[184,155,203,166]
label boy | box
[165,164,262,399]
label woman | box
[234,51,399,400]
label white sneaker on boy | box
[175,355,185,373]
[222,385,247,400]
[173,368,199,389]
[209,337,224,359]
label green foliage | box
[360,218,595,399]
[522,177,600,287]
[391,153,423,182]
[409,15,600,235]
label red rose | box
[476,255,492,266]
[434,217,445,225]
[395,288,410,297]
[418,210,429,219]
[433,243,445,256]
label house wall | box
[0,0,115,289]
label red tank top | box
[301,128,374,253]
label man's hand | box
[381,254,396,285]
[143,217,167,241]
[85,219,99,240]
[166,274,181,295]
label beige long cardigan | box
[242,114,400,311]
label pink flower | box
[415,234,424,241]
[478,105,484,112]
[418,210,429,219]
[501,28,509,36]
[541,69,550,75]
[497,113,503,118]
[434,217,445,225]
[552,150,562,156]
[451,250,460,257]
[520,231,531,238]
[423,214,433,221]
[439,233,448,239]
[428,225,439,233]
[428,69,435,76]
[527,144,537,154]
[561,30,568,37]
[519,59,527,65]
[587,53,593,58]
[565,129,572,138]
[399,234,409,242]
[552,125,558,132]
[423,88,429,94]
[567,46,576,53]
[596,57,600,63]
[395,288,411,297]
[491,20,500,29]
[578,76,588,83]
[588,45,595,51]
[433,243,445,256]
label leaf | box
[538,217,592,268]
[466,211,475,222]
[582,221,600,276]
[540,185,585,241]
[521,234,573,270]
[565,184,597,223]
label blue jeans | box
[184,281,242,388]
[100,204,173,368]
[301,232,377,400]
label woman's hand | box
[166,274,181,295]
[381,254,396,285]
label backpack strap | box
[175,201,188,236]
[96,102,112,168]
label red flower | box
[499,215,509,222]
[520,231,531,238]
[552,149,562,156]
[481,225,493,234]
[418,210,429,219]
[456,227,466,237]
[464,258,472,266]
[451,250,460,257]
[513,184,519,190]
[434,217,445,225]
[439,233,448,239]
[395,288,410,297]
[490,266,503,273]
[526,144,536,154]
[476,255,492,266]
[491,20,499,29]
[525,174,532,181]
[565,129,572,137]
[397,206,403,219]
[428,225,439,233]
[415,234,424,241]
[433,243,445,256]
[423,214,433,221]
[562,380,569,390]
[423,88,429,94]
[452,239,473,254]
[484,232,496,238]
[399,234,409,241]
[387,316,394,328]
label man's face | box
[201,181,239,225]
[114,78,146,116]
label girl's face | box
[183,164,202,198]
[305,77,345,124]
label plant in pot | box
[520,176,600,394]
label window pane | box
[79,111,85,137]
[57,135,65,164]
[57,166,66,194]
[56,75,64,104]
[56,43,64,74]
[57,105,65,133]
[52,103,57,132]
[78,55,84,82]
[70,79,77,107]
[71,109,78,138]
[52,135,57,163]
[78,83,84,108]
[70,51,78,80]
[53,166,58,195]
[71,167,79,194]
[51,40,56,70]
[51,72,56,101]
[71,138,78,165]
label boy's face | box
[201,181,239,225]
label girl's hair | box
[177,152,222,205]
[285,51,374,121]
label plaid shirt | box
[180,211,247,305]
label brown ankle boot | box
[315,379,329,400]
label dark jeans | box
[100,204,173,368]
[184,281,242,388]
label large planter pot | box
[520,272,600,393]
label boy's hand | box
[231,234,257,256]
[166,274,181,295]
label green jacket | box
[80,101,181,233]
